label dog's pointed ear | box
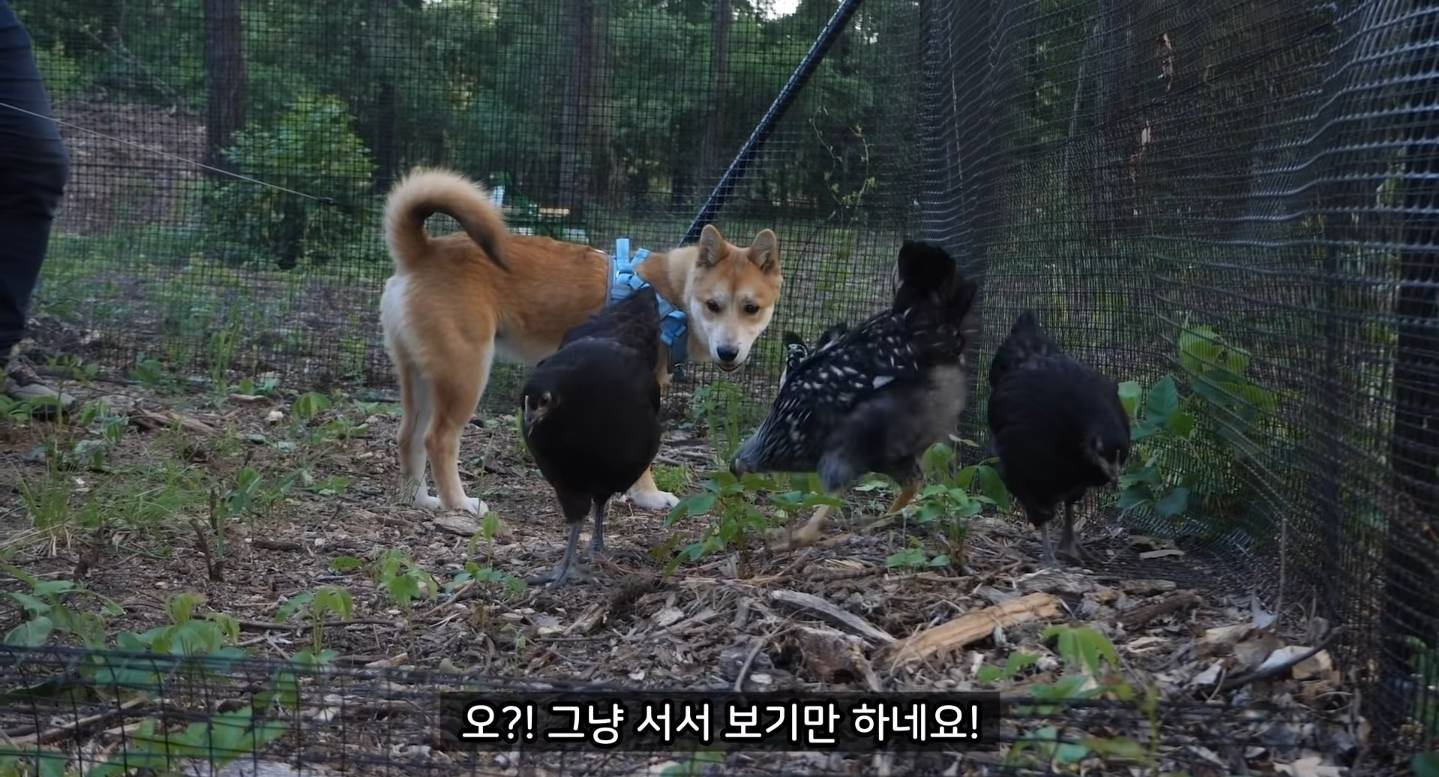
[697,224,725,268]
[748,229,779,275]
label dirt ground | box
[0,357,1391,775]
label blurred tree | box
[202,0,247,171]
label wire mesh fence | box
[0,645,1367,776]
[6,0,1439,767]
[20,0,921,407]
[917,0,1439,753]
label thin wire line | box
[0,100,336,205]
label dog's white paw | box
[629,488,679,512]
[463,497,488,515]
[413,492,442,510]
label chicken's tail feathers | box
[989,310,1061,386]
[560,286,661,369]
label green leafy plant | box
[111,593,241,660]
[660,750,726,776]
[373,550,438,611]
[888,442,1010,565]
[2,565,122,648]
[1407,636,1439,736]
[232,374,281,397]
[687,382,753,461]
[976,650,1040,684]
[1117,321,1279,531]
[652,463,695,495]
[129,356,180,393]
[275,585,353,661]
[332,550,438,611]
[663,471,840,573]
[291,391,332,422]
[203,94,378,270]
[884,541,950,570]
[995,625,1158,770]
[447,562,528,598]
[90,710,287,776]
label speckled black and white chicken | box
[986,310,1130,567]
[519,287,662,586]
[731,241,980,547]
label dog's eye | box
[743,302,760,315]
[705,300,722,313]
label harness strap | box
[608,238,689,375]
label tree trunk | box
[1094,0,1128,242]
[202,0,247,171]
[370,0,399,191]
[558,0,594,215]
[588,0,614,207]
[705,0,733,185]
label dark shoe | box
[5,353,76,417]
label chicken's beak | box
[522,394,550,430]
[731,433,763,477]
[729,456,747,477]
[1100,457,1121,484]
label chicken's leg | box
[1039,521,1059,568]
[885,481,920,516]
[770,504,835,550]
[1055,500,1097,567]
[528,521,588,586]
[586,499,608,560]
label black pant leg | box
[0,0,69,355]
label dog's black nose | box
[717,346,739,364]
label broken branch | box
[888,592,1063,667]
[768,589,894,645]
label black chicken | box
[519,287,662,586]
[731,241,980,547]
[986,311,1130,567]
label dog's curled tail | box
[383,168,509,272]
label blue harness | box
[608,238,689,375]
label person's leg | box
[0,0,72,407]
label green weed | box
[663,471,840,573]
[275,584,353,661]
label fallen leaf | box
[433,514,480,537]
[1276,756,1345,777]
[1292,649,1335,682]
[1234,633,1283,671]
[1119,579,1177,595]
[1259,645,1313,675]
[1190,660,1224,688]
[1125,636,1168,655]
[1199,624,1251,656]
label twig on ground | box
[250,538,304,552]
[5,697,148,745]
[1217,628,1342,692]
[734,629,789,692]
[1118,590,1202,630]
[188,518,223,583]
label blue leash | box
[608,238,689,376]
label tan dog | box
[379,168,783,514]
